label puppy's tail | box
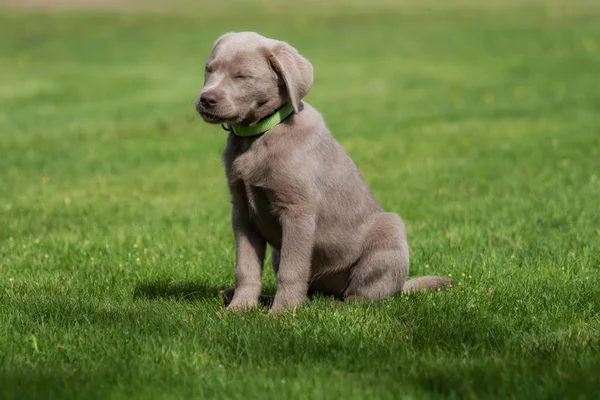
[402,276,454,294]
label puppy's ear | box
[267,41,314,113]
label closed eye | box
[234,74,252,80]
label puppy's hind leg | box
[343,213,409,301]
[343,248,408,300]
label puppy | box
[196,32,452,313]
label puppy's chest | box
[244,184,277,219]
[224,143,280,218]
[227,155,282,245]
[226,147,269,187]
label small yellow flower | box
[136,257,141,264]
[44,254,49,259]
[483,92,494,104]
[583,38,597,53]
[448,273,452,278]
[468,275,472,279]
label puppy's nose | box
[199,92,218,108]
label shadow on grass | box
[4,280,600,399]
[133,279,223,301]
[0,368,108,400]
[132,279,329,305]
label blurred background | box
[2,0,599,253]
[0,1,599,398]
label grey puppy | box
[196,32,452,313]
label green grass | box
[1,1,599,398]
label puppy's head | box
[196,32,313,126]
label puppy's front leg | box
[228,203,266,312]
[270,208,315,313]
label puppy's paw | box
[269,296,305,314]
[268,303,293,314]
[227,296,259,312]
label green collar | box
[224,103,294,137]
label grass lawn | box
[1,0,599,398]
